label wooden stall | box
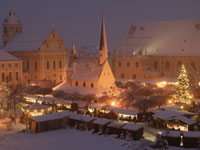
[29,111,73,133]
[68,114,95,130]
[167,116,195,131]
[91,118,111,134]
[161,130,181,147]
[106,121,125,136]
[183,131,200,148]
[22,103,52,117]
[121,124,143,140]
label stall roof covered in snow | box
[168,116,195,125]
[162,130,180,137]
[153,109,194,120]
[70,58,103,81]
[121,19,200,56]
[69,114,94,122]
[107,121,125,128]
[92,118,111,125]
[30,111,73,122]
[183,131,200,137]
[122,124,142,131]
[24,103,50,110]
[112,108,138,115]
[0,49,21,62]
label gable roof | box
[70,58,104,81]
[121,19,200,56]
[3,33,45,52]
[0,49,21,62]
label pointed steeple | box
[99,15,108,51]
[68,40,78,68]
[99,15,108,64]
[71,40,78,57]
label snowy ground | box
[0,127,198,150]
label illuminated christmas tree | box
[174,65,191,104]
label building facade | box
[2,9,68,85]
[112,19,200,84]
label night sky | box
[1,0,200,50]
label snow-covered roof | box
[183,131,200,137]
[70,58,103,81]
[69,114,94,122]
[3,33,45,52]
[107,121,125,128]
[162,130,180,137]
[112,108,138,116]
[153,109,194,120]
[53,82,111,96]
[0,49,21,62]
[31,111,73,122]
[92,118,111,125]
[168,116,195,125]
[121,19,200,56]
[122,124,142,131]
[24,103,50,110]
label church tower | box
[99,15,108,65]
[2,8,22,47]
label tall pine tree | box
[174,65,191,104]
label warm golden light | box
[189,94,193,99]
[168,100,172,104]
[111,101,116,106]
[156,81,167,88]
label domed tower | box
[2,9,22,47]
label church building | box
[2,9,68,85]
[54,16,115,96]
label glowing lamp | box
[111,101,116,106]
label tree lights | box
[174,65,191,105]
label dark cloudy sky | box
[1,0,200,50]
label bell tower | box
[2,7,22,47]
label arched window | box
[9,72,12,81]
[46,43,49,49]
[16,72,18,81]
[2,72,5,82]
[127,62,130,67]
[177,61,182,71]
[121,73,124,78]
[59,61,62,69]
[165,61,170,71]
[53,34,55,38]
[118,62,121,67]
[83,82,86,87]
[47,61,49,70]
[16,27,18,33]
[34,61,37,71]
[191,62,197,71]
[10,27,13,32]
[4,27,7,34]
[133,74,136,79]
[53,61,56,69]
[76,81,78,86]
[27,61,29,71]
[154,61,158,70]
[91,83,94,88]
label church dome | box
[3,11,21,24]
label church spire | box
[71,39,78,57]
[99,15,108,51]
[99,15,108,64]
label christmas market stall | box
[121,124,144,140]
[68,114,95,130]
[22,103,52,117]
[167,116,195,131]
[29,111,72,133]
[152,109,194,128]
[91,118,111,134]
[106,121,125,137]
[183,131,200,148]
[161,130,181,147]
